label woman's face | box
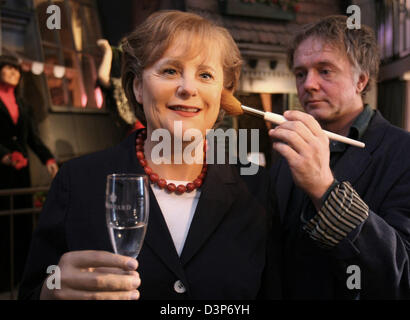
[1,65,21,87]
[133,36,224,139]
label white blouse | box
[151,180,201,256]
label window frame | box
[34,0,109,114]
[377,0,410,62]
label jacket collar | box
[116,130,238,287]
[274,159,293,223]
[179,163,237,265]
[0,96,24,126]
[332,111,388,185]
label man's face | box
[292,37,364,127]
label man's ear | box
[133,77,143,104]
[356,72,369,94]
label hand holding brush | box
[220,89,365,148]
[220,89,341,208]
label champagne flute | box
[105,174,149,258]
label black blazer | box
[0,97,53,163]
[19,131,281,300]
[271,111,410,299]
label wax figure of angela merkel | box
[19,10,281,300]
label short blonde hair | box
[121,10,242,125]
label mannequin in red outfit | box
[0,55,58,292]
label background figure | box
[0,55,58,293]
[269,15,409,299]
[96,39,144,135]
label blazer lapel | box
[118,133,189,284]
[179,164,236,266]
[332,146,371,185]
[274,160,294,223]
[0,99,14,125]
[332,112,387,186]
[143,187,190,285]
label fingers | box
[51,164,58,177]
[96,39,111,53]
[61,250,138,271]
[1,154,12,166]
[96,39,109,47]
[269,122,315,155]
[283,110,324,138]
[92,267,138,275]
[47,163,59,178]
[272,141,301,168]
[66,269,141,292]
[53,287,140,300]
[268,110,329,154]
[269,109,333,204]
[47,251,142,300]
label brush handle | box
[264,112,365,148]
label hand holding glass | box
[106,174,149,258]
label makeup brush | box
[220,89,365,148]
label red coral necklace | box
[135,129,207,194]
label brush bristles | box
[220,89,244,115]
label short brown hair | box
[287,15,380,96]
[121,10,242,125]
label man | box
[269,15,409,299]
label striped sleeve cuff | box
[303,181,369,248]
